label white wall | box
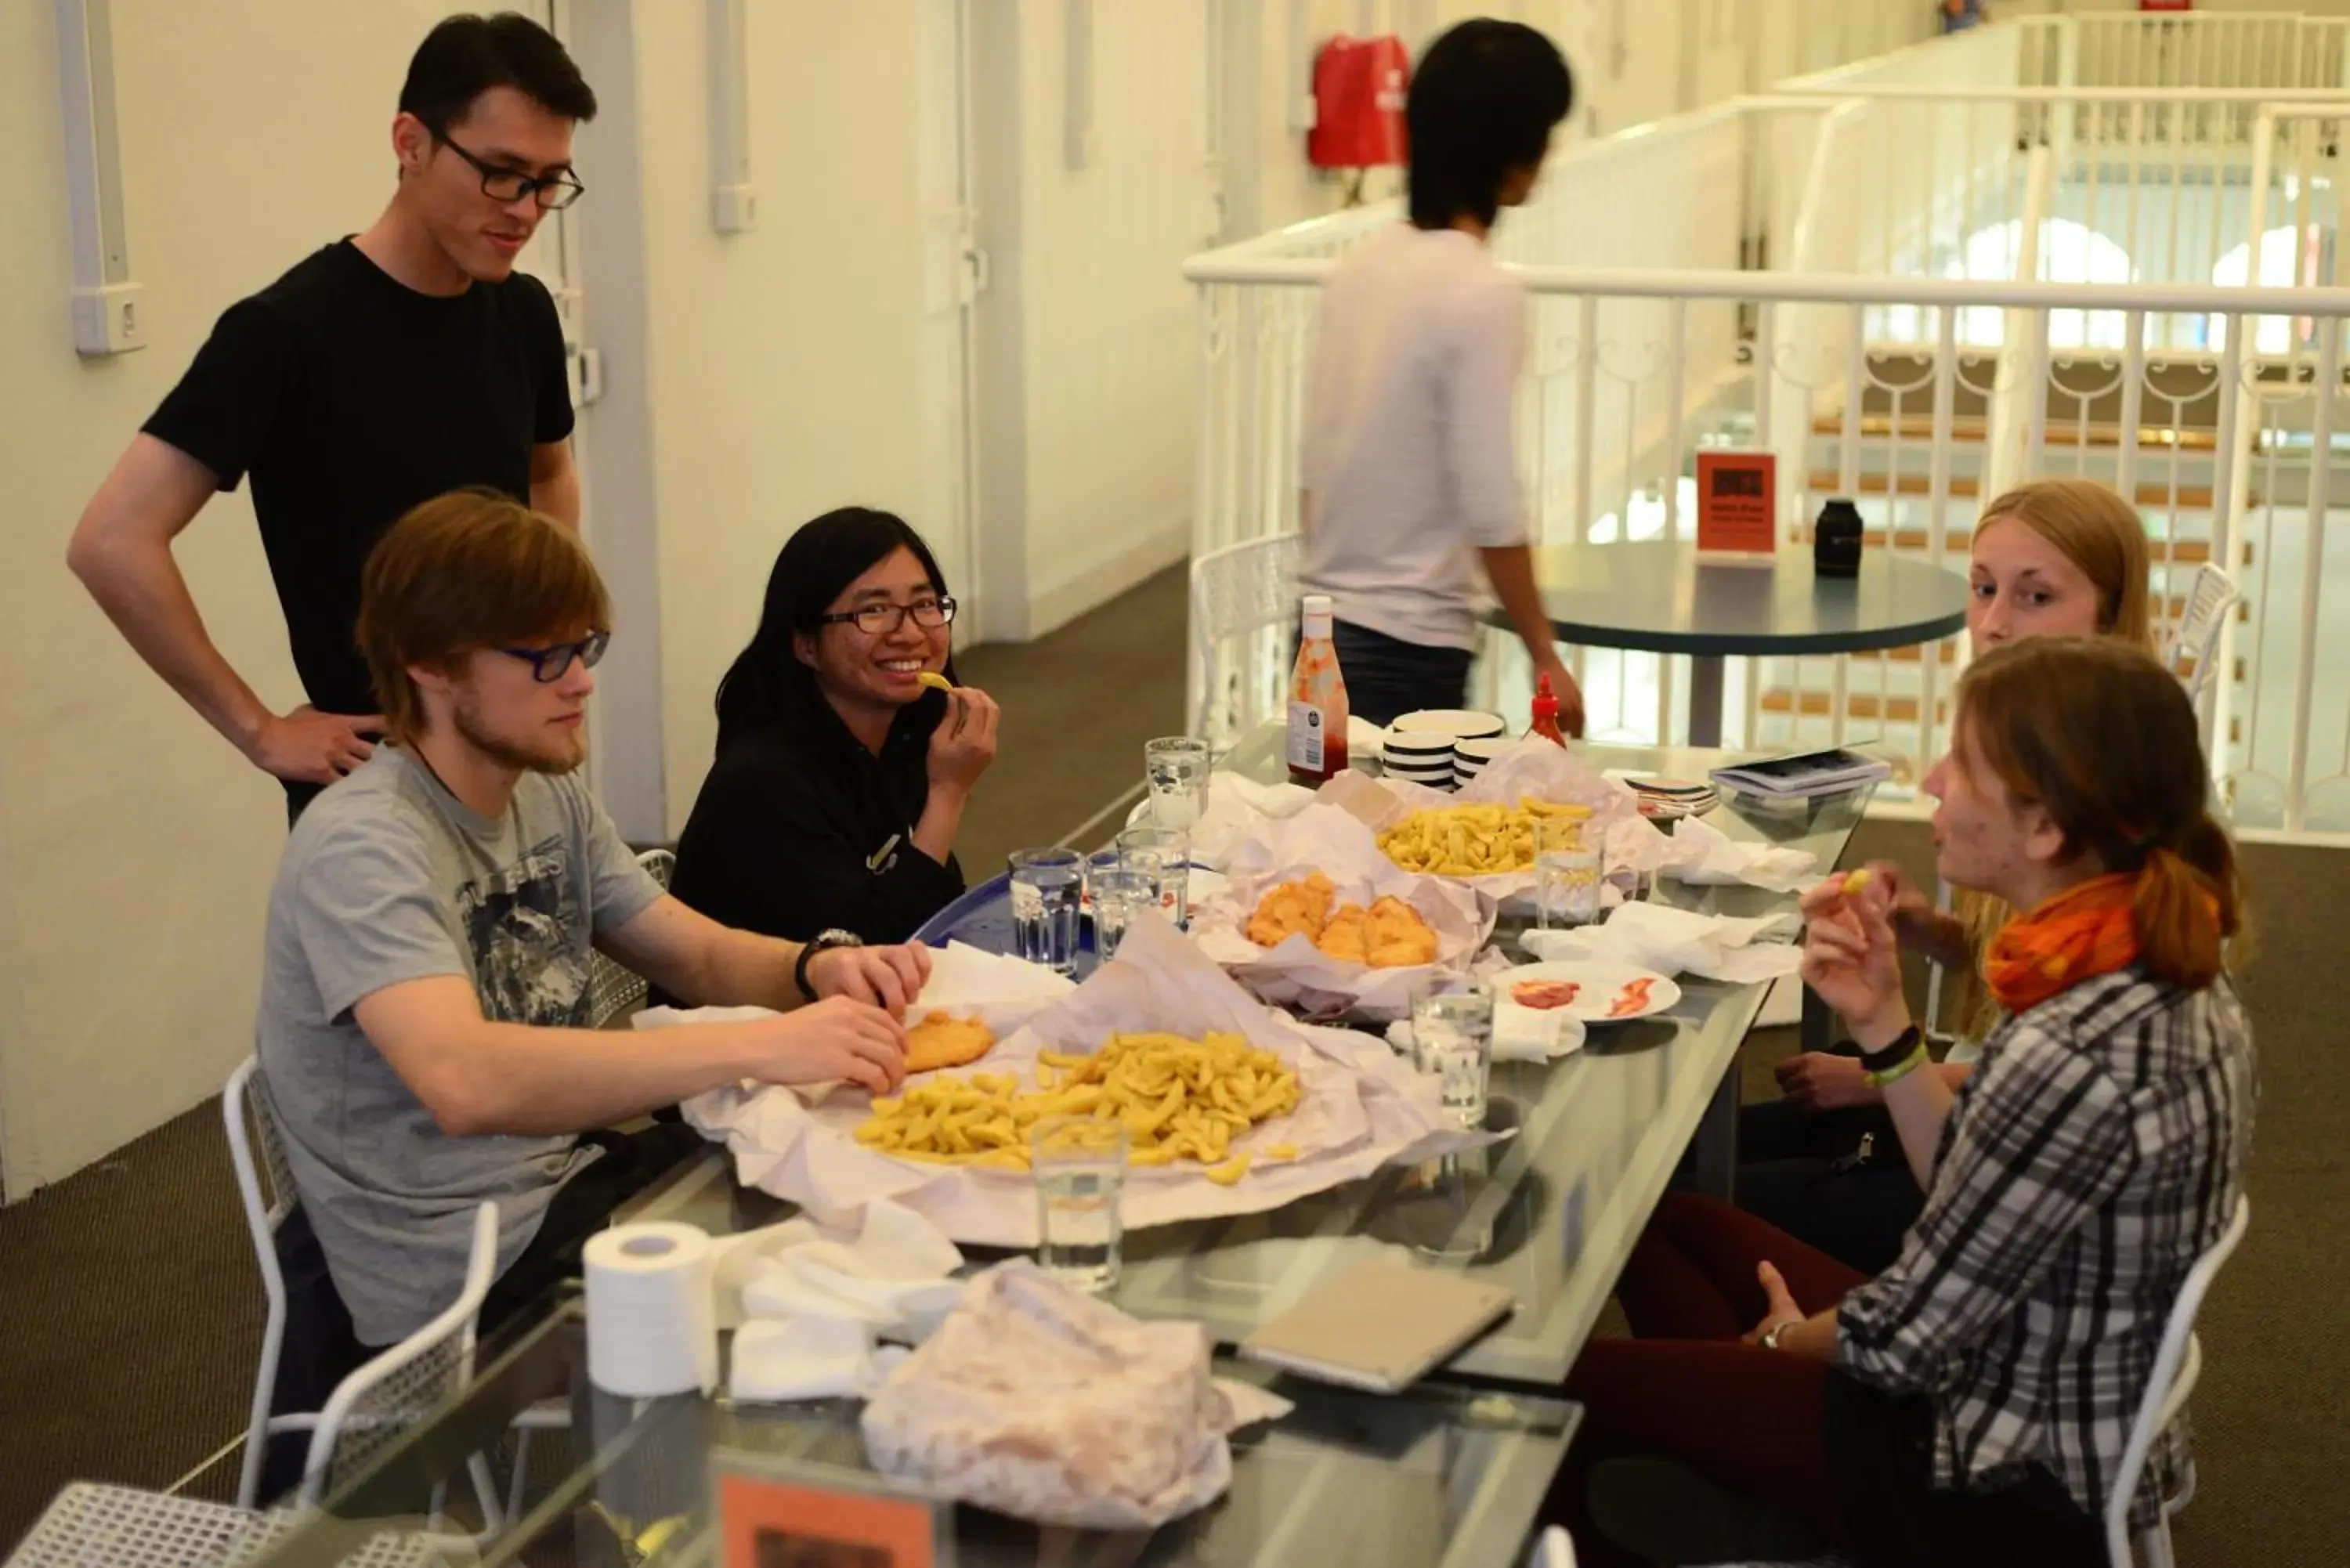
[0,0,457,1195]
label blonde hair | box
[357,490,609,742]
[1974,479,2158,654]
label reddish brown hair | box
[356,489,609,742]
[1956,638,2243,990]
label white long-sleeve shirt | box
[1299,224,1528,652]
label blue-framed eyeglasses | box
[500,630,610,683]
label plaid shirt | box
[1837,967,2254,1532]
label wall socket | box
[70,281,146,357]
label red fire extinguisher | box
[1307,34,1410,169]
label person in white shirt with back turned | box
[1299,19,1585,732]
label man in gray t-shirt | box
[258,492,929,1353]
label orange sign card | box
[1695,450,1778,556]
[716,1461,951,1568]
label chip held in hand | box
[916,670,954,692]
[1842,869,1874,896]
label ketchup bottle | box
[1287,594,1350,786]
[1530,672,1567,746]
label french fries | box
[851,1031,1302,1176]
[1376,797,1593,876]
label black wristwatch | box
[794,928,864,1001]
[1857,1024,1924,1076]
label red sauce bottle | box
[1530,672,1567,746]
[1287,594,1351,786]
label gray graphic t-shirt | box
[256,746,663,1345]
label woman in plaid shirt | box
[1556,637,2254,1568]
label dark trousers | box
[1735,1089,1925,1276]
[258,1123,703,1501]
[1330,620,1473,728]
[1553,1194,2103,1568]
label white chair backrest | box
[2106,1192,2250,1567]
[226,1056,298,1509]
[301,1201,503,1503]
[1190,532,1302,747]
[1529,1524,1578,1568]
[2165,563,2240,703]
[586,847,676,1028]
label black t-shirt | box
[668,697,967,948]
[143,240,573,717]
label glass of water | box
[1007,847,1083,974]
[1410,983,1495,1130]
[1032,1116,1126,1292]
[1144,736,1212,832]
[1088,866,1153,963]
[1535,820,1602,930]
[1116,826,1191,930]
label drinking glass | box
[1007,847,1083,974]
[1409,983,1495,1129]
[1534,819,1602,930]
[1116,826,1191,930]
[1032,1117,1127,1292]
[1144,736,1212,832]
[1088,867,1153,963]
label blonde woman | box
[1737,479,2159,1272]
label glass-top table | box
[631,730,1871,1387]
[246,1299,1581,1568]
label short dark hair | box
[398,12,597,131]
[1407,20,1573,230]
[714,508,958,750]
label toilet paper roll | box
[584,1222,719,1397]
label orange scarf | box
[1983,873,2146,1014]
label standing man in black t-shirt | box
[67,13,596,822]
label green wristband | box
[1864,1042,1930,1089]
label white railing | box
[2023,10,2350,95]
[1184,241,2350,836]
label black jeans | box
[1331,620,1475,728]
[1734,1094,1925,1277]
[258,1122,703,1501]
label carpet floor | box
[2,566,2340,1561]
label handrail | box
[1183,255,2350,317]
[1770,84,2350,103]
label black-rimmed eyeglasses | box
[501,630,610,682]
[435,129,586,210]
[817,597,959,636]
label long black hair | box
[714,507,956,750]
[1407,20,1574,231]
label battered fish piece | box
[1365,896,1439,967]
[1314,903,1372,963]
[902,1012,998,1073]
[1246,873,1336,948]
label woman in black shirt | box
[670,508,1000,944]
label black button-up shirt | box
[669,696,965,947]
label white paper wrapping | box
[861,1259,1292,1529]
[1518,901,1805,985]
[681,913,1484,1247]
[1191,804,1495,1021]
[1656,814,1821,892]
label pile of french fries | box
[1376,797,1593,875]
[853,1031,1301,1185]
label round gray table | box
[1484,540,1972,747]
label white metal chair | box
[0,1480,447,1568]
[2107,1192,2251,1568]
[1189,531,1302,749]
[226,1061,506,1538]
[2164,562,2240,704]
[586,847,676,1028]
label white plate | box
[1492,960,1680,1025]
[1390,710,1506,741]
[1452,735,1513,764]
[1380,735,1459,760]
[1382,761,1459,783]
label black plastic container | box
[1813,498,1864,578]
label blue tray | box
[912,872,1104,979]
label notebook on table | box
[1237,1260,1517,1393]
[1708,747,1892,800]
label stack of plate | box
[1382,710,1507,792]
[1452,735,1510,789]
[1379,728,1460,789]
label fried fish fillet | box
[1314,903,1372,963]
[903,1011,998,1073]
[1365,895,1439,967]
[1246,872,1336,948]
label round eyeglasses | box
[816,597,959,636]
[500,630,610,683]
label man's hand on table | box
[806,942,933,1018]
[746,1000,909,1096]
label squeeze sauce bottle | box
[1287,594,1350,786]
[1530,673,1567,746]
